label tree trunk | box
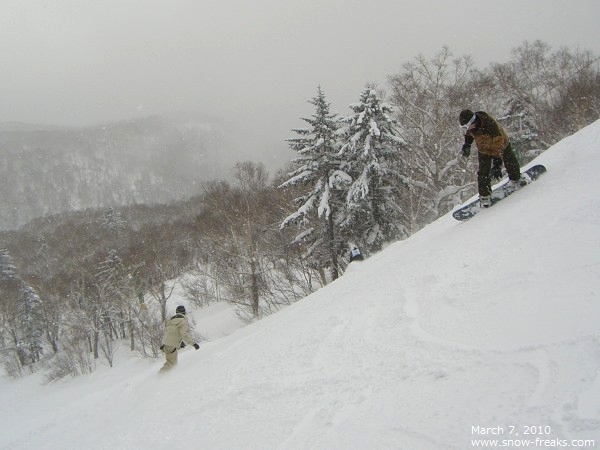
[250,258,260,317]
[93,330,99,360]
[327,210,339,280]
[160,282,167,321]
[129,310,135,351]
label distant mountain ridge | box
[0,114,256,231]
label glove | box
[193,343,200,350]
[180,341,186,349]
[491,158,503,180]
[461,144,471,157]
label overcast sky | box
[1,0,599,162]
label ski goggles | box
[459,114,477,134]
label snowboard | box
[452,164,547,221]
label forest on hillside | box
[1,41,599,379]
[0,114,261,231]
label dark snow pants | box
[477,143,521,197]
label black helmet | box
[459,109,474,125]
[175,305,186,314]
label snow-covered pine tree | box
[0,249,43,373]
[279,87,350,281]
[96,249,128,299]
[0,248,17,280]
[18,284,44,366]
[102,207,126,234]
[338,87,408,253]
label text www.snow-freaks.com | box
[471,437,596,448]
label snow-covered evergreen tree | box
[338,87,408,253]
[96,249,128,299]
[102,208,126,234]
[18,285,44,365]
[0,248,17,280]
[279,87,349,281]
[0,249,43,372]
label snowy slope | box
[1,121,599,449]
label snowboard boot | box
[506,174,530,193]
[479,195,492,208]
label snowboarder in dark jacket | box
[159,305,199,373]
[459,109,526,207]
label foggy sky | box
[1,0,599,164]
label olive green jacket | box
[464,111,509,158]
[163,313,196,349]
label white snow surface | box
[1,121,600,449]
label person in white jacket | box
[159,305,199,372]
